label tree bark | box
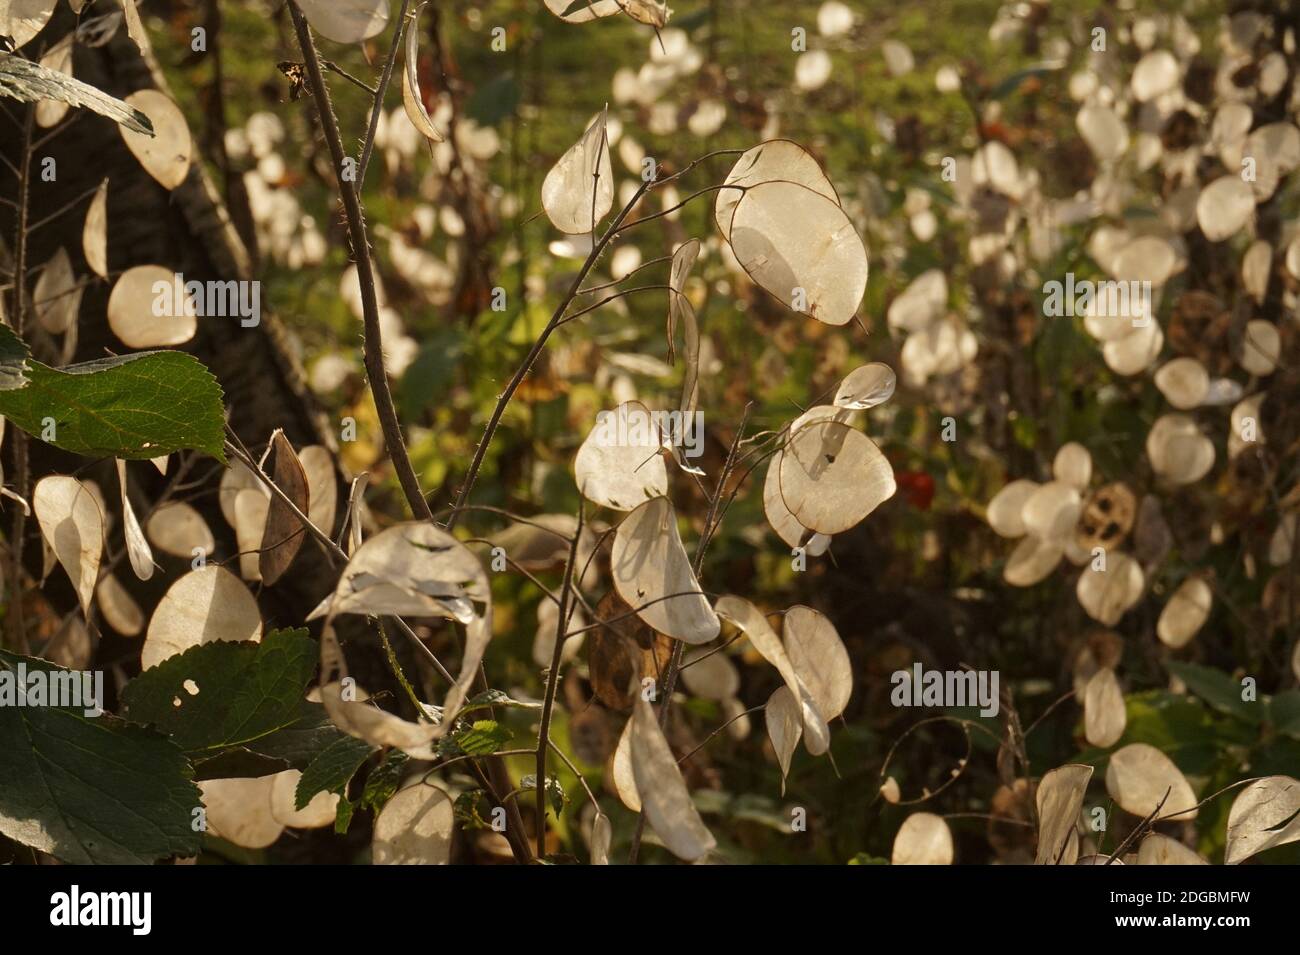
[1,11,341,634]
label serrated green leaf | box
[0,323,226,461]
[519,773,568,816]
[244,700,350,765]
[295,735,375,810]
[122,628,317,753]
[360,750,409,812]
[0,54,154,135]
[453,719,513,756]
[453,789,493,830]
[190,700,352,780]
[334,794,355,834]
[0,652,201,864]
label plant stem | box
[628,405,750,862]
[445,179,651,530]
[223,434,456,685]
[376,618,427,718]
[286,1,432,522]
[356,0,412,186]
[284,4,536,845]
[6,104,34,654]
[534,502,583,857]
[225,430,533,860]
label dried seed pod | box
[588,590,673,711]
[1075,482,1137,552]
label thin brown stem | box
[535,503,584,857]
[287,1,431,522]
[27,182,102,234]
[628,405,751,863]
[445,179,651,531]
[547,739,600,816]
[577,254,673,295]
[555,284,673,328]
[223,435,456,685]
[6,105,34,654]
[678,705,764,765]
[322,60,378,96]
[356,0,412,186]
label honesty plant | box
[0,0,1297,872]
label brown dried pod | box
[1223,446,1272,525]
[588,629,639,712]
[260,431,310,586]
[588,590,673,711]
[1075,482,1137,552]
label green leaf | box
[1167,662,1259,724]
[0,652,202,864]
[242,700,351,765]
[689,789,790,832]
[452,719,513,756]
[0,54,154,135]
[360,750,409,812]
[1073,690,1252,777]
[334,794,356,834]
[121,628,318,754]
[0,323,226,461]
[397,330,465,420]
[0,322,28,390]
[520,773,568,816]
[295,735,375,810]
[190,747,292,781]
[453,789,493,830]
[190,700,353,779]
[1269,690,1300,739]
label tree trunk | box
[2,10,342,641]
